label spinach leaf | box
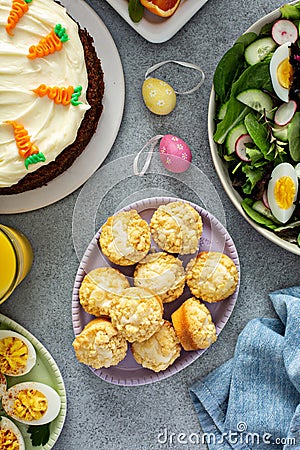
[259,22,275,36]
[288,112,300,161]
[214,62,273,144]
[235,32,257,47]
[244,112,270,155]
[214,100,249,144]
[231,62,273,96]
[213,43,245,104]
[128,0,144,23]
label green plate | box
[0,313,67,449]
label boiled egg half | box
[0,330,36,376]
[270,42,293,102]
[2,381,61,425]
[267,162,298,223]
[0,416,25,450]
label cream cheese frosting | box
[0,0,90,188]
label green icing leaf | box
[71,85,82,106]
[54,24,69,42]
[25,152,46,169]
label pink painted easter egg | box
[159,135,192,173]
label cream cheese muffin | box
[149,201,202,255]
[110,287,164,343]
[100,210,151,266]
[132,320,181,372]
[186,251,239,303]
[171,297,217,351]
[79,267,130,317]
[72,318,127,369]
[134,252,185,303]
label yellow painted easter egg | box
[142,77,176,115]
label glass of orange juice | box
[0,224,33,304]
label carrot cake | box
[0,0,104,194]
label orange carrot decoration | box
[32,84,83,106]
[33,84,74,106]
[6,0,32,36]
[27,24,69,60]
[5,120,45,169]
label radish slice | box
[235,134,252,161]
[274,100,297,126]
[272,19,298,45]
[262,189,270,209]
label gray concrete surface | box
[1,0,299,449]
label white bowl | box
[208,2,300,256]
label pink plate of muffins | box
[72,197,240,386]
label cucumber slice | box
[225,122,247,155]
[273,124,288,142]
[236,89,274,119]
[241,199,278,230]
[252,200,280,223]
[244,37,277,65]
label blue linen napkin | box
[190,286,300,450]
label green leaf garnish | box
[242,164,264,194]
[28,423,50,447]
[128,0,144,23]
[280,4,300,20]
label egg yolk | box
[274,176,296,209]
[0,429,19,450]
[13,389,48,421]
[0,337,28,375]
[277,58,293,88]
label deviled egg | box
[267,162,298,223]
[0,330,36,376]
[0,373,6,399]
[2,381,61,425]
[0,417,25,450]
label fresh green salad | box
[213,2,300,248]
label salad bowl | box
[208,2,300,256]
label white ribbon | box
[144,60,205,95]
[133,135,164,177]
